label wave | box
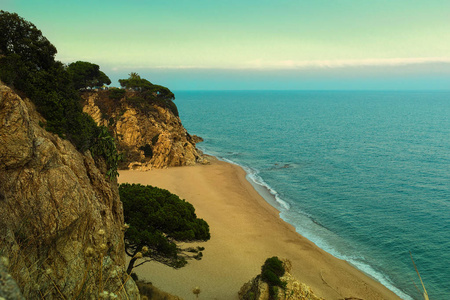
[215,155,291,211]
[198,145,413,300]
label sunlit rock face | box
[0,83,139,299]
[82,91,208,171]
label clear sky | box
[3,0,450,90]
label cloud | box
[104,57,450,71]
[242,57,450,70]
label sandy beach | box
[119,158,401,300]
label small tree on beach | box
[119,183,210,274]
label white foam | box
[200,148,413,300]
[348,259,414,300]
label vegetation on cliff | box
[239,257,324,300]
[0,10,120,178]
[67,60,111,90]
[261,257,287,299]
[118,72,178,117]
[81,82,204,170]
[119,183,210,274]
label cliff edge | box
[82,90,207,170]
[0,83,139,299]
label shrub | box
[119,183,210,274]
[119,73,178,116]
[109,88,126,100]
[260,257,286,300]
[262,256,285,278]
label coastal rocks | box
[239,273,323,300]
[0,83,139,299]
[82,91,207,170]
[239,261,323,300]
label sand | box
[119,158,401,300]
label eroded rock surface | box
[82,91,207,170]
[0,83,139,299]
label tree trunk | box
[127,256,138,275]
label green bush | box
[261,269,283,288]
[262,256,285,278]
[119,183,210,274]
[109,87,126,100]
[66,61,111,90]
[119,73,179,117]
[260,257,286,299]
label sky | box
[2,0,450,90]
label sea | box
[174,90,450,300]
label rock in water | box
[0,83,139,299]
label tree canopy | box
[0,10,56,70]
[67,61,111,90]
[119,72,175,101]
[0,11,120,179]
[119,183,210,274]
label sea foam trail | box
[214,155,291,211]
[198,146,413,300]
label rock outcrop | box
[239,272,324,300]
[0,83,139,299]
[239,260,323,300]
[82,91,207,170]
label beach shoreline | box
[119,158,401,300]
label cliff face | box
[0,83,139,299]
[82,91,207,170]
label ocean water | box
[175,90,450,300]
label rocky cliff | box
[82,90,207,170]
[0,83,139,299]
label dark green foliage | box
[90,127,123,179]
[119,183,210,273]
[66,61,111,90]
[118,72,178,116]
[0,11,120,178]
[262,257,285,278]
[127,95,146,111]
[139,144,153,158]
[108,87,126,100]
[119,72,153,91]
[0,10,56,70]
[261,257,286,299]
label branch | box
[133,259,154,268]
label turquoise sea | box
[175,91,450,300]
